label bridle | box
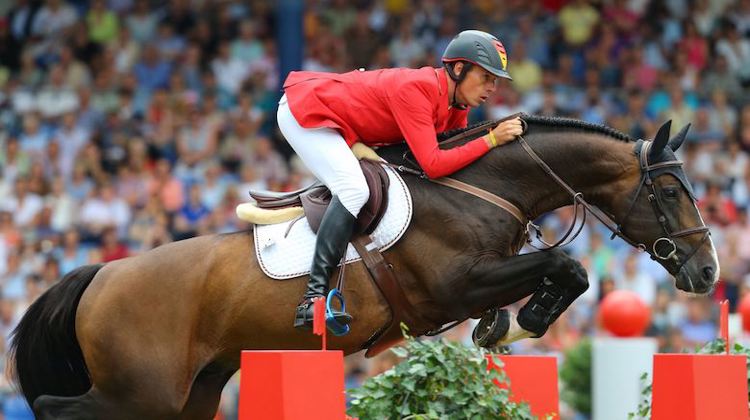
[383,119,712,336]
[518,135,710,275]
[615,141,710,266]
[392,119,710,276]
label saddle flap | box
[302,160,390,235]
[300,188,332,233]
[359,160,390,234]
[252,162,413,281]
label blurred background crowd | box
[1,0,750,418]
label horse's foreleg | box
[514,251,588,338]
[463,249,588,344]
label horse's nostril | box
[702,266,715,282]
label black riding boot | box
[294,196,355,330]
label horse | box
[10,115,718,419]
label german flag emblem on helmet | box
[492,40,508,71]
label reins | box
[380,116,710,335]
[391,118,708,268]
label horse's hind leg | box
[34,387,163,420]
[33,393,99,420]
[34,384,191,420]
[179,364,237,420]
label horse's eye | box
[663,187,680,199]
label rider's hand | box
[487,117,523,148]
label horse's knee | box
[544,249,573,270]
[547,251,589,293]
[517,254,589,337]
[564,259,589,294]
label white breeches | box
[277,94,369,217]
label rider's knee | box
[332,177,370,216]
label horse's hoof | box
[472,308,510,348]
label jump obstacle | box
[236,298,749,420]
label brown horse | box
[11,115,718,419]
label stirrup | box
[326,289,350,336]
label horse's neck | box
[379,134,638,223]
[509,132,639,220]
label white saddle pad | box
[253,165,413,279]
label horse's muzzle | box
[675,262,719,295]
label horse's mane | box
[437,114,635,143]
[521,114,635,142]
[380,114,636,168]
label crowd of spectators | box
[2,0,750,418]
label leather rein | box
[390,119,710,275]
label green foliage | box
[628,372,653,420]
[629,339,750,419]
[559,338,592,416]
[347,334,536,420]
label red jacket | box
[283,67,490,179]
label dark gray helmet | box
[442,30,512,81]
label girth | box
[352,236,435,357]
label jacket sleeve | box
[390,81,489,179]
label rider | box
[278,30,524,331]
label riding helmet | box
[442,30,512,81]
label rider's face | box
[455,64,499,107]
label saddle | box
[250,159,390,236]
[248,155,430,357]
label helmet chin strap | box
[444,62,471,110]
[451,86,466,110]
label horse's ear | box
[668,123,691,152]
[649,120,672,160]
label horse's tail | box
[9,263,105,407]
